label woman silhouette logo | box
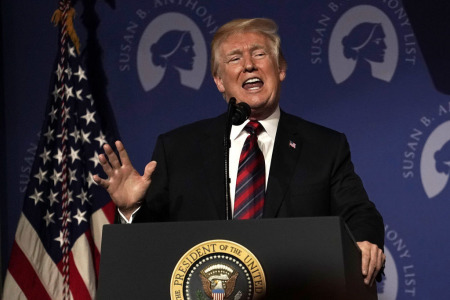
[342,22,387,81]
[420,121,450,199]
[328,5,398,84]
[137,12,207,92]
[150,30,196,86]
[434,140,450,176]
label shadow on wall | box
[403,0,450,95]
[77,0,121,139]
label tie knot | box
[244,121,264,135]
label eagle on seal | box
[199,271,239,299]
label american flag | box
[289,140,296,149]
[2,3,118,299]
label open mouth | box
[242,77,264,90]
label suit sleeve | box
[132,135,170,223]
[330,134,385,250]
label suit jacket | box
[134,110,384,249]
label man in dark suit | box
[94,18,385,286]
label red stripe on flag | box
[57,251,92,300]
[8,241,52,300]
[85,229,101,279]
[101,200,116,224]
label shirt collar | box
[230,106,280,140]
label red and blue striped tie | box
[234,121,265,219]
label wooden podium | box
[97,217,377,299]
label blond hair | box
[210,18,287,77]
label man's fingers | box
[143,161,157,181]
[361,252,371,285]
[365,245,378,285]
[357,241,386,285]
[98,153,113,175]
[357,241,385,286]
[359,242,370,276]
[93,174,109,189]
[104,143,122,169]
[378,251,386,271]
[370,249,386,286]
[116,140,132,166]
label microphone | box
[229,97,251,125]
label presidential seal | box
[170,240,266,300]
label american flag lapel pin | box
[289,140,296,149]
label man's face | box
[213,32,286,120]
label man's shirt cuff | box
[118,206,141,224]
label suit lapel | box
[263,111,303,218]
[196,114,227,219]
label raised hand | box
[93,141,157,220]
